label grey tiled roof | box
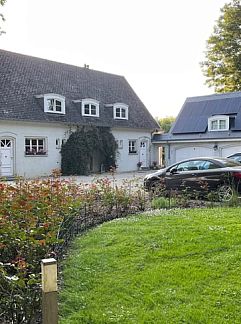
[0,49,158,130]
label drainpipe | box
[167,143,171,166]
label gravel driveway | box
[61,170,151,186]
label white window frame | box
[25,137,47,156]
[129,139,137,154]
[44,94,66,114]
[113,103,128,120]
[116,139,123,149]
[81,98,99,117]
[208,115,229,131]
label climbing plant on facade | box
[61,126,118,175]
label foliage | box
[0,0,6,36]
[59,207,241,323]
[157,116,175,133]
[0,174,148,323]
[0,177,82,323]
[151,196,177,209]
[201,0,241,92]
[61,126,118,175]
[149,177,241,208]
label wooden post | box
[41,258,58,324]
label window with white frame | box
[44,94,65,114]
[81,99,99,117]
[25,138,47,156]
[208,115,229,131]
[129,140,137,154]
[113,103,128,120]
[116,139,123,149]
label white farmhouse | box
[0,50,159,178]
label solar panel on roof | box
[172,96,241,134]
[233,112,241,130]
[172,116,207,134]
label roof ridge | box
[186,91,241,102]
[0,48,158,130]
[0,48,125,79]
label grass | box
[59,208,241,323]
[151,196,178,209]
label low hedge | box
[0,175,147,323]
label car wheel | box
[217,185,234,202]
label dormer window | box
[113,103,128,120]
[82,99,99,117]
[208,115,229,131]
[44,94,65,114]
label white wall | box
[111,128,153,172]
[0,121,70,178]
[0,121,156,177]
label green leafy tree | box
[157,116,175,133]
[0,0,7,36]
[201,0,241,92]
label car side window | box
[171,160,221,172]
[192,160,205,170]
[176,162,189,171]
[175,161,198,172]
[201,161,220,170]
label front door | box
[0,139,14,176]
[140,140,147,167]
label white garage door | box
[221,146,241,158]
[175,146,213,163]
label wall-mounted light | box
[213,144,218,151]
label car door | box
[189,160,227,192]
[165,160,201,192]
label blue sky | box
[1,0,228,117]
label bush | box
[0,175,148,323]
[151,196,178,209]
[0,177,82,322]
[61,126,117,175]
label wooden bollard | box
[41,258,58,324]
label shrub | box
[0,178,82,322]
[61,126,118,175]
[151,196,178,209]
[0,175,148,323]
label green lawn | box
[59,208,241,323]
